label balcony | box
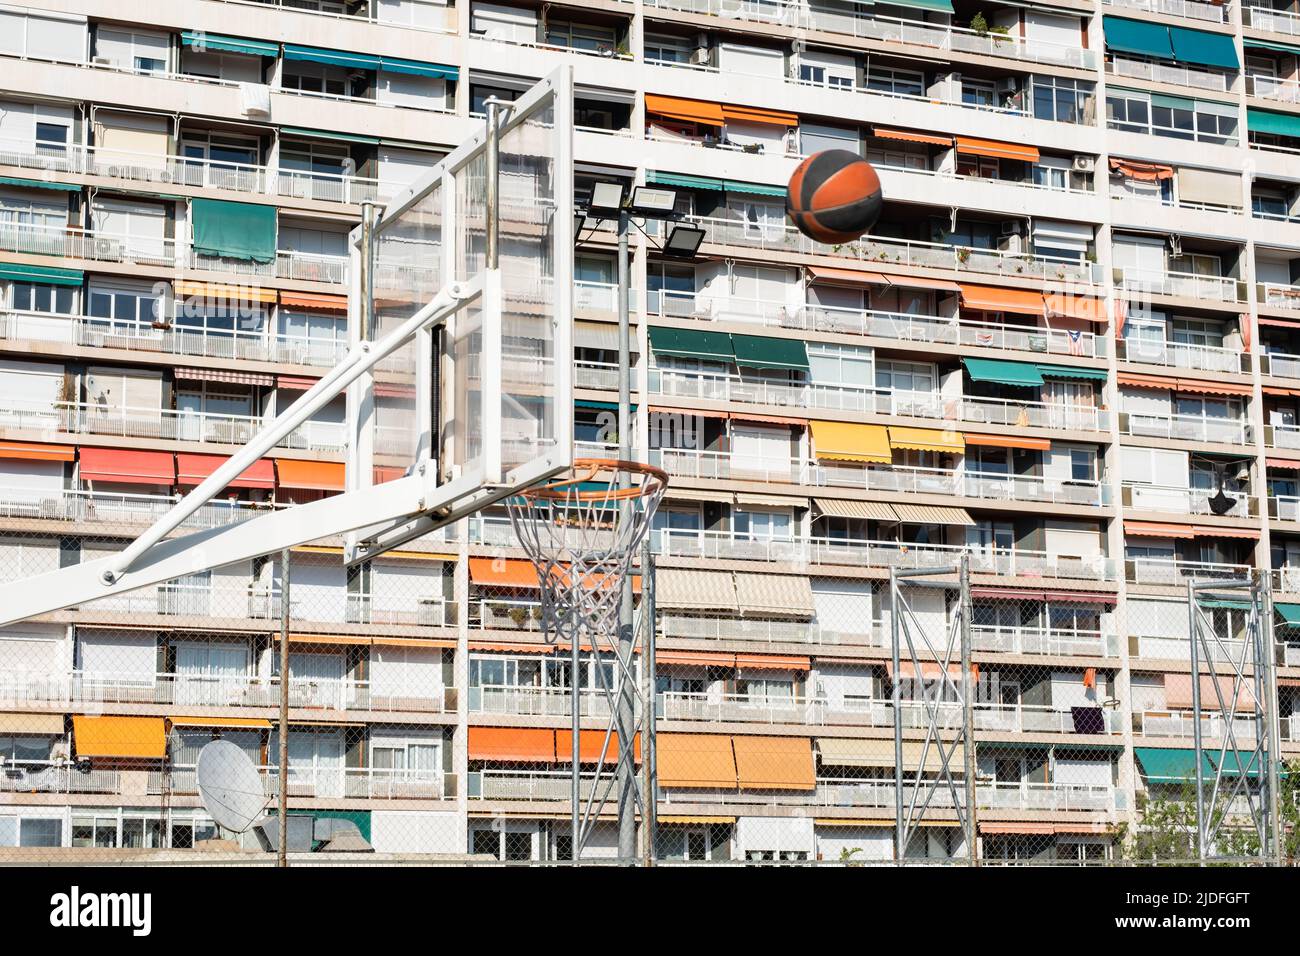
[0,762,120,795]
[1271,494,1300,523]
[0,485,280,532]
[1107,55,1232,93]
[1258,282,1300,313]
[468,685,617,718]
[1134,710,1258,741]
[1123,483,1256,519]
[688,215,1102,286]
[659,612,866,647]
[0,310,353,370]
[649,291,1104,359]
[1120,411,1251,445]
[1247,74,1300,106]
[1129,633,1251,663]
[1115,269,1244,304]
[1106,0,1225,23]
[971,625,1117,658]
[1263,351,1300,381]
[1265,423,1300,450]
[1116,338,1246,375]
[1245,3,1300,35]
[162,765,450,800]
[1125,558,1254,587]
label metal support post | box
[959,552,978,865]
[891,568,904,862]
[616,206,636,864]
[277,547,291,868]
[1188,579,1207,861]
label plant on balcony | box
[956,248,972,265]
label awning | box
[280,291,347,312]
[646,171,725,193]
[658,650,738,668]
[980,822,1057,835]
[1108,158,1174,181]
[1134,746,1215,783]
[871,127,953,148]
[954,137,1039,163]
[732,735,816,791]
[468,558,541,588]
[191,198,277,264]
[735,492,805,508]
[657,733,737,788]
[1124,520,1195,539]
[1248,108,1300,139]
[1163,674,1251,711]
[467,727,556,763]
[1176,167,1241,208]
[1276,602,1300,626]
[656,568,739,612]
[72,715,166,759]
[1268,458,1300,471]
[1103,16,1175,59]
[963,433,1051,451]
[282,44,381,72]
[734,573,815,616]
[720,103,798,128]
[176,453,275,490]
[277,375,319,391]
[730,334,809,371]
[1193,525,1259,540]
[1169,25,1240,69]
[469,640,552,654]
[816,737,889,768]
[892,503,974,526]
[644,94,724,125]
[963,357,1044,387]
[173,279,277,304]
[1175,378,1252,397]
[1043,292,1107,322]
[729,412,803,426]
[648,326,735,363]
[180,31,278,57]
[814,498,897,521]
[0,440,74,462]
[167,716,273,729]
[959,284,1045,316]
[275,459,345,491]
[1037,363,1109,382]
[810,420,892,463]
[0,176,81,192]
[659,815,735,824]
[1117,372,1180,390]
[556,729,639,765]
[175,366,274,387]
[380,57,458,80]
[281,126,380,146]
[886,660,965,680]
[807,266,891,286]
[0,261,83,286]
[890,0,955,12]
[970,587,1116,604]
[888,426,965,454]
[734,653,811,671]
[0,713,64,734]
[78,448,175,486]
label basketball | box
[786,149,883,244]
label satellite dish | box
[196,739,269,834]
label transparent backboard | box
[360,67,574,499]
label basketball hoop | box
[505,458,667,644]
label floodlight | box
[631,186,678,216]
[662,224,705,258]
[588,181,626,214]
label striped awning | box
[175,366,274,387]
[656,568,738,612]
[816,737,894,768]
[891,504,974,526]
[734,573,815,616]
[814,498,897,521]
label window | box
[545,21,616,54]
[34,122,68,155]
[281,60,349,97]
[1033,76,1090,124]
[876,359,936,395]
[87,281,162,330]
[969,520,1015,552]
[177,382,255,418]
[734,508,793,540]
[1105,90,1150,134]
[1253,191,1290,219]
[808,343,873,387]
[280,141,349,184]
[866,66,924,98]
[470,84,520,116]
[1170,317,1225,348]
[0,735,53,762]
[1069,448,1096,482]
[962,79,997,109]
[1032,163,1069,191]
[644,33,692,64]
[10,281,75,314]
[19,818,62,847]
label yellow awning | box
[659,815,736,824]
[167,716,273,729]
[657,734,737,789]
[810,420,892,463]
[72,715,166,759]
[887,426,965,454]
[732,735,816,791]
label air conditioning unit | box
[1000,219,1023,236]
[1072,155,1096,172]
[791,38,806,53]
[999,233,1023,255]
[994,77,1017,95]
[94,237,116,258]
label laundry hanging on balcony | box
[190,198,277,263]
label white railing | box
[1245,3,1300,35]
[1126,558,1253,587]
[1107,0,1225,23]
[163,764,447,800]
[1129,634,1251,663]
[1272,494,1300,523]
[1116,269,1242,303]
[961,471,1108,507]
[1122,411,1251,445]
[1247,74,1300,105]
[1135,710,1258,740]
[0,762,119,794]
[0,485,282,530]
[1124,483,1254,519]
[1108,55,1232,92]
[469,685,615,718]
[1258,282,1300,312]
[688,215,1101,285]
[1118,338,1242,374]
[971,625,1115,658]
[659,613,862,646]
[974,702,1121,735]
[1268,423,1300,451]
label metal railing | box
[161,765,450,800]
[971,625,1116,658]
[1115,269,1243,303]
[1134,710,1257,740]
[1117,338,1244,374]
[1108,55,1232,92]
[1258,282,1300,312]
[1125,558,1254,587]
[1106,0,1225,23]
[1121,411,1251,445]
[1123,483,1255,519]
[1247,73,1300,105]
[1245,3,1300,35]
[0,485,281,530]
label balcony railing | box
[1264,351,1300,380]
[1272,495,1300,523]
[1123,483,1256,519]
[1106,0,1225,23]
[689,215,1101,285]
[971,625,1116,658]
[1107,55,1231,92]
[1245,4,1300,35]
[1247,74,1300,105]
[1120,411,1251,445]
[1129,634,1251,663]
[1267,423,1300,451]
[0,485,281,530]
[1116,338,1245,375]
[0,761,120,794]
[468,685,616,717]
[162,764,450,800]
[1134,710,1257,740]
[1258,282,1300,312]
[1125,558,1254,587]
[1116,268,1243,303]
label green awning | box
[648,326,735,362]
[1103,16,1174,59]
[191,199,277,264]
[0,176,80,192]
[280,126,381,146]
[730,334,809,371]
[724,181,787,198]
[1134,747,1216,783]
[647,171,725,192]
[890,0,954,11]
[1198,598,1250,610]
[1276,602,1300,626]
[575,399,637,412]
[381,58,458,80]
[180,31,279,58]
[0,262,83,286]
[1208,751,1265,779]
[1169,26,1240,70]
[1152,92,1197,112]
[1246,39,1300,57]
[282,44,381,72]
[1037,363,1109,382]
[1248,108,1300,139]
[963,357,1044,387]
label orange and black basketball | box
[786,150,882,244]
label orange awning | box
[1118,372,1180,390]
[886,661,967,680]
[0,440,74,462]
[72,715,166,760]
[720,103,798,128]
[167,716,272,729]
[872,127,953,148]
[732,735,816,791]
[728,412,806,426]
[645,94,723,125]
[1268,458,1300,471]
[78,448,175,486]
[176,453,275,490]
[1044,292,1107,323]
[807,266,891,286]
[280,291,347,312]
[733,653,811,671]
[658,650,737,668]
[884,274,963,294]
[556,729,641,765]
[468,727,556,763]
[1164,674,1252,711]
[275,458,345,491]
[277,375,320,391]
[1177,379,1252,397]
[980,822,1057,834]
[1125,520,1195,539]
[959,283,1045,316]
[279,633,369,646]
[1108,158,1173,181]
[370,636,456,649]
[1193,525,1260,540]
[955,136,1040,163]
[469,640,554,654]
[962,433,1051,451]
[1266,386,1300,398]
[469,558,542,588]
[173,279,276,304]
[658,734,738,789]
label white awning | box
[814,498,897,521]
[891,504,974,526]
[734,573,815,616]
[656,569,738,612]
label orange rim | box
[518,458,669,502]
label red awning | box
[0,440,74,462]
[78,448,175,486]
[176,453,275,490]
[277,375,320,391]
[1267,458,1300,471]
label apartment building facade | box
[0,0,1296,863]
